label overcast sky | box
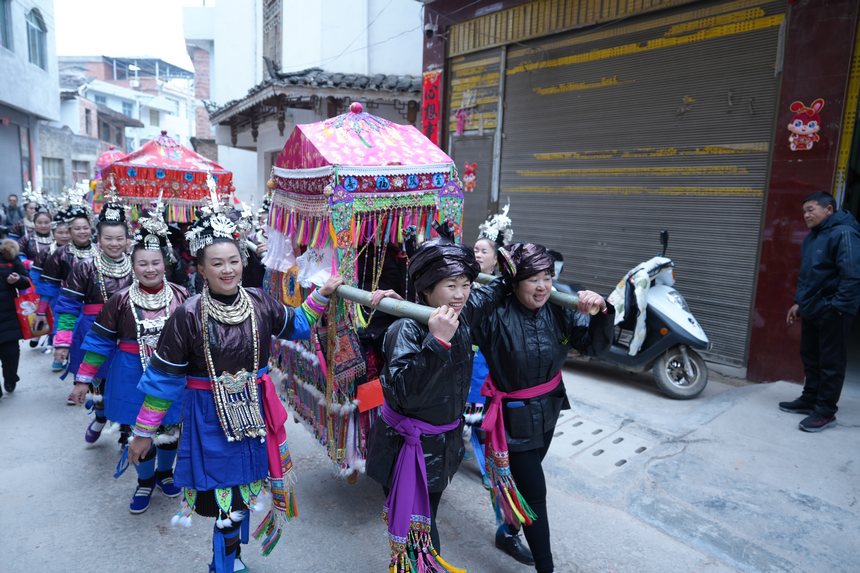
[54,0,206,71]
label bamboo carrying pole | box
[335,284,434,324]
[334,274,584,326]
[476,272,582,309]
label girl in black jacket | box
[0,239,31,397]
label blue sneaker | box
[155,471,181,498]
[52,360,65,372]
[129,483,154,514]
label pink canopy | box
[275,102,452,169]
[105,131,232,203]
[94,146,127,180]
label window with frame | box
[94,94,107,105]
[99,121,110,142]
[42,158,64,196]
[149,109,159,126]
[72,161,89,182]
[115,127,123,146]
[122,101,134,117]
[26,9,47,69]
[85,108,92,135]
[1,0,12,50]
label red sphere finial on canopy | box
[349,102,363,114]
[108,145,115,150]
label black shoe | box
[3,379,15,393]
[28,339,38,348]
[799,413,836,433]
[779,398,814,415]
[495,528,535,566]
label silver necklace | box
[69,242,96,260]
[95,252,132,279]
[201,286,253,325]
[129,278,173,311]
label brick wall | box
[78,98,98,137]
[187,44,215,144]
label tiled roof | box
[209,67,421,122]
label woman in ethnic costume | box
[36,197,98,375]
[70,205,188,513]
[127,198,342,573]
[53,200,132,441]
[467,206,535,566]
[18,206,53,283]
[473,243,612,573]
[365,223,505,573]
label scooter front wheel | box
[652,345,708,399]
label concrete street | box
[1,344,858,573]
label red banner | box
[422,71,442,146]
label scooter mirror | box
[660,230,669,256]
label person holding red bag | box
[0,239,31,398]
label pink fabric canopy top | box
[94,146,127,180]
[105,131,233,203]
[275,103,452,169]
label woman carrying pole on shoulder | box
[474,242,614,573]
[366,222,507,573]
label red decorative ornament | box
[350,102,363,114]
[787,98,825,152]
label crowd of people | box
[1,180,856,573]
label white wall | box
[218,146,258,204]
[281,0,422,75]
[184,0,262,104]
[0,0,59,120]
[60,98,80,133]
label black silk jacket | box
[92,283,189,341]
[365,279,506,493]
[471,294,614,452]
[152,288,298,378]
[62,258,133,305]
[19,234,52,270]
[41,243,91,287]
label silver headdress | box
[64,182,93,223]
[134,193,170,251]
[185,172,252,261]
[477,200,514,247]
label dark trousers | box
[0,339,20,389]
[509,430,555,573]
[383,487,444,552]
[800,310,855,417]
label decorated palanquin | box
[265,102,465,477]
[90,146,127,212]
[104,131,234,222]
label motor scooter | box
[589,231,710,399]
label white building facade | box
[0,0,59,199]
[184,0,424,205]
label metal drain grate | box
[550,415,654,476]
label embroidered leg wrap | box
[155,443,178,473]
[91,381,107,423]
[210,513,246,573]
[134,445,156,483]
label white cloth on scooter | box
[607,257,673,356]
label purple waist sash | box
[381,402,461,571]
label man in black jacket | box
[781,191,860,432]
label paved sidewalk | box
[1,343,857,572]
[550,360,860,573]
